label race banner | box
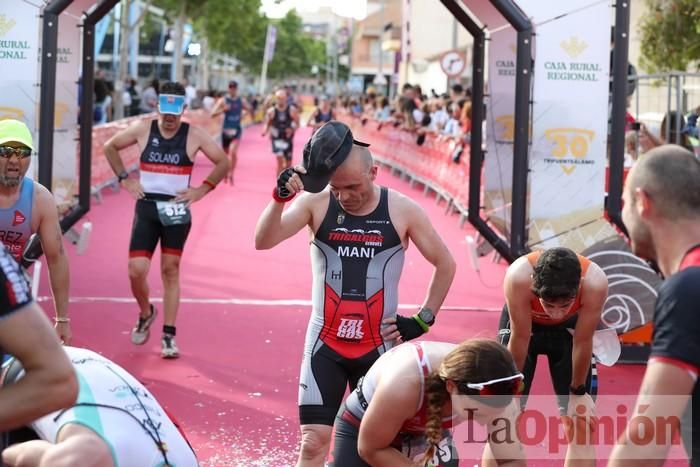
[52,2,91,212]
[0,1,42,178]
[521,0,618,251]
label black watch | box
[417,307,435,327]
[117,171,129,183]
[569,384,587,396]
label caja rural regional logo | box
[560,36,588,59]
[0,15,16,37]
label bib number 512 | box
[164,203,187,217]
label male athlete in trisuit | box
[211,80,249,185]
[609,145,700,466]
[104,81,229,359]
[255,121,456,467]
[1,346,199,467]
[307,96,335,135]
[261,89,300,176]
[496,247,608,465]
[0,120,72,343]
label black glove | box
[21,233,43,270]
[395,314,427,341]
[276,167,296,199]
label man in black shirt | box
[609,144,700,466]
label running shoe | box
[161,333,180,359]
[131,305,157,345]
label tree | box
[195,0,268,74]
[266,11,326,80]
[114,0,152,120]
[639,0,700,72]
[152,0,201,82]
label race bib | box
[223,128,239,137]
[155,201,191,226]
[273,139,290,151]
[403,432,458,467]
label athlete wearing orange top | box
[498,248,608,413]
[497,247,607,466]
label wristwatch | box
[569,384,587,396]
[117,171,129,183]
[417,307,435,327]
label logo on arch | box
[12,210,25,226]
[543,128,596,175]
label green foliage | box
[639,0,700,72]
[146,1,327,78]
[266,11,327,79]
[194,0,268,73]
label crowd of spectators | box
[92,70,265,125]
[329,82,474,165]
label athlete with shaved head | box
[255,121,456,466]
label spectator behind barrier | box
[640,111,693,153]
[139,79,159,114]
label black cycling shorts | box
[298,344,378,426]
[498,305,593,414]
[222,126,242,150]
[271,138,293,161]
[129,197,191,259]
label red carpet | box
[34,125,645,466]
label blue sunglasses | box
[158,94,186,115]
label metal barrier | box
[88,109,228,203]
[631,72,700,143]
[342,115,472,221]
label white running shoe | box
[161,334,180,359]
[131,305,157,345]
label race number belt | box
[155,201,191,226]
[273,139,290,151]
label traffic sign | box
[440,50,466,77]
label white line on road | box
[36,296,500,312]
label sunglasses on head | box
[0,146,32,159]
[457,373,525,397]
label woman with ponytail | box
[332,339,526,467]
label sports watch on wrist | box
[569,384,587,396]
[117,171,129,183]
[417,307,435,327]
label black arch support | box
[439,0,532,263]
[607,0,631,235]
[38,0,120,233]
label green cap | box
[0,119,34,150]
